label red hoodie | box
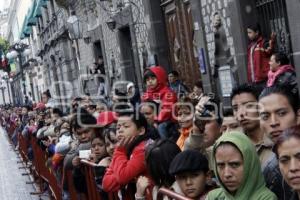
[142,66,177,122]
[247,36,275,83]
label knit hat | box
[169,149,209,175]
[96,111,118,127]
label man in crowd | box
[231,84,274,169]
[259,85,299,199]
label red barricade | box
[64,169,78,200]
[7,121,16,139]
[80,159,102,200]
[18,132,29,165]
[31,136,62,200]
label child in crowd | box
[135,139,182,200]
[63,108,96,199]
[104,126,118,158]
[142,66,177,138]
[102,111,151,200]
[169,150,214,200]
[89,133,108,164]
[176,97,194,150]
[139,101,161,140]
[92,127,118,200]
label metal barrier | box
[18,132,30,166]
[6,121,155,200]
[81,159,103,200]
[30,136,62,200]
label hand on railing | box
[157,187,192,200]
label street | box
[0,127,46,200]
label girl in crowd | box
[176,97,194,150]
[102,111,151,200]
[274,125,300,200]
[135,139,182,200]
[207,132,277,200]
[89,132,108,164]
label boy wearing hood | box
[207,132,277,200]
[142,66,177,138]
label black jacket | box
[263,155,293,199]
[275,71,298,95]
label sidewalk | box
[0,126,44,200]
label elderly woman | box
[207,132,277,200]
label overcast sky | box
[0,0,10,11]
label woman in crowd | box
[267,52,298,94]
[207,131,277,200]
[102,111,151,199]
[274,125,300,200]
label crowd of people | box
[0,22,299,200]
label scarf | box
[267,65,294,87]
[176,127,192,150]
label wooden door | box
[161,0,200,89]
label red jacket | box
[247,36,275,83]
[142,66,177,122]
[102,141,148,199]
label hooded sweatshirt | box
[142,66,177,122]
[207,132,277,200]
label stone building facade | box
[8,0,300,107]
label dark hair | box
[88,104,97,110]
[42,90,51,98]
[145,139,181,187]
[223,109,234,117]
[177,96,194,110]
[194,81,203,89]
[91,131,106,143]
[103,126,117,142]
[247,23,261,34]
[230,83,263,101]
[273,125,300,157]
[259,85,300,114]
[143,69,156,82]
[22,105,32,111]
[168,70,179,77]
[272,52,290,66]
[52,108,63,117]
[70,108,97,132]
[139,100,159,117]
[118,111,148,130]
[118,111,149,157]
